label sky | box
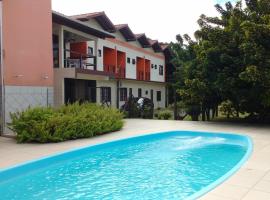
[52,0,234,43]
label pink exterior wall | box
[2,0,53,86]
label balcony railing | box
[137,71,144,81]
[137,71,150,81]
[104,64,116,73]
[64,49,97,70]
[104,64,126,78]
[116,67,125,79]
[145,72,150,81]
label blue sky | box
[216,0,235,3]
[52,0,236,42]
[216,0,228,3]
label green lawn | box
[154,107,250,122]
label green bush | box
[8,103,124,143]
[157,110,172,120]
[220,100,237,119]
[122,97,154,119]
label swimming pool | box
[0,131,252,200]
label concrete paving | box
[1,119,270,199]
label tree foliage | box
[170,0,270,121]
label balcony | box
[116,67,125,79]
[145,72,150,81]
[64,49,97,70]
[136,57,151,81]
[103,47,126,79]
[137,71,144,81]
[104,64,116,73]
[104,65,126,79]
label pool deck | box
[1,119,270,200]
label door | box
[86,80,97,103]
[151,89,154,101]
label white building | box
[53,11,169,109]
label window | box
[132,59,136,65]
[129,88,133,97]
[100,87,111,102]
[145,90,148,95]
[88,47,93,55]
[151,64,154,68]
[127,57,131,64]
[98,49,102,57]
[155,65,157,69]
[138,88,142,98]
[157,91,161,102]
[159,65,164,75]
[120,88,128,101]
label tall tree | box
[170,0,270,121]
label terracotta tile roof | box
[70,12,105,20]
[52,11,114,39]
[68,12,165,52]
[115,24,136,41]
[70,11,116,33]
[160,43,169,50]
[148,39,158,45]
[115,24,128,30]
[147,38,163,52]
[135,33,145,38]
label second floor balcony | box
[104,64,126,79]
[63,49,97,70]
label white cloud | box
[52,0,224,42]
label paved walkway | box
[1,119,270,199]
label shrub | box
[8,103,124,143]
[220,100,237,119]
[185,104,201,121]
[121,97,154,119]
[157,110,172,120]
[142,105,154,119]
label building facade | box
[0,0,171,133]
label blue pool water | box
[0,131,252,200]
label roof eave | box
[52,11,115,39]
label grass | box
[155,106,251,122]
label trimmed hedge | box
[156,110,173,120]
[8,103,124,143]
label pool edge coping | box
[0,130,253,200]
[186,132,253,200]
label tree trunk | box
[173,89,178,120]
[206,108,210,121]
[236,104,240,118]
[212,107,215,119]
[192,115,199,121]
[202,106,206,121]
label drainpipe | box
[116,80,120,109]
[115,46,120,109]
[0,1,5,135]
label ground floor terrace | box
[54,68,167,109]
[2,70,166,135]
[1,120,270,199]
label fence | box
[0,86,115,135]
[2,87,54,135]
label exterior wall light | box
[14,75,24,78]
[42,75,49,79]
